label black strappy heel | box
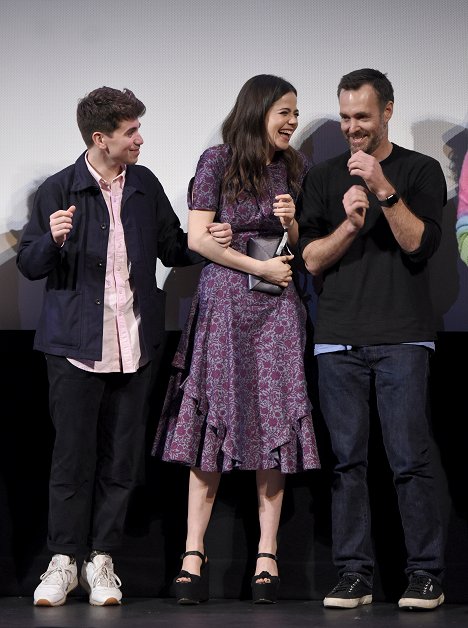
[251,552,280,604]
[174,550,209,605]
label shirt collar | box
[85,151,126,188]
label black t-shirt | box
[298,144,447,345]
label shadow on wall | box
[0,230,22,328]
[3,183,46,330]
[297,117,348,166]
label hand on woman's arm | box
[207,222,232,248]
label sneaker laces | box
[91,558,122,590]
[405,574,433,594]
[332,574,362,593]
[40,558,74,586]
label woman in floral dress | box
[153,74,320,604]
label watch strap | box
[378,193,399,207]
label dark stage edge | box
[0,597,467,628]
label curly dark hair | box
[77,86,145,147]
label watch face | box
[381,193,399,207]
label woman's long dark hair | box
[221,74,304,202]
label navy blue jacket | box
[17,152,201,361]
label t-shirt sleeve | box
[297,164,327,254]
[405,155,445,262]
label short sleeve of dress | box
[188,144,230,212]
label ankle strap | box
[256,552,277,561]
[181,550,205,561]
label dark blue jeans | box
[45,354,153,555]
[317,345,445,586]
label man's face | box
[100,118,143,165]
[339,84,392,156]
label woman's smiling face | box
[265,91,298,162]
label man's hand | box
[347,150,393,199]
[50,205,76,246]
[342,185,368,232]
[207,222,232,248]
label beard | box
[346,120,387,155]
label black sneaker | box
[398,574,444,610]
[323,573,372,609]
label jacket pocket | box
[36,290,82,348]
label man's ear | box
[91,131,107,149]
[383,101,393,124]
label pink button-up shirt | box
[68,154,147,373]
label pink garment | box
[68,155,145,373]
[458,152,468,218]
[455,152,468,265]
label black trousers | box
[44,354,153,555]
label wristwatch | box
[378,193,399,207]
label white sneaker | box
[80,554,122,606]
[33,554,78,606]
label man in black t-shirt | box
[298,68,447,612]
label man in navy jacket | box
[17,86,231,607]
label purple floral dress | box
[152,144,320,473]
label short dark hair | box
[77,87,146,147]
[337,68,394,110]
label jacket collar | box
[70,152,145,195]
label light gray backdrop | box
[1,0,467,330]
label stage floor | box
[0,597,465,628]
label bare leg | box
[255,469,285,582]
[177,467,221,581]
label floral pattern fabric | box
[152,144,320,473]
